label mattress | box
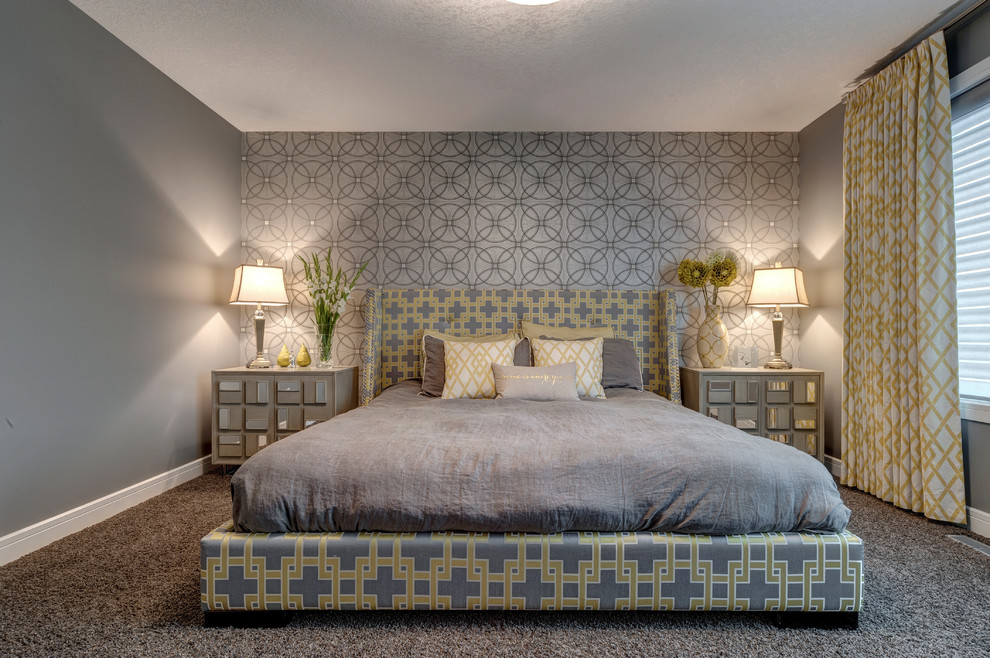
[231,380,849,535]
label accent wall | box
[240,131,803,372]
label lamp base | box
[763,309,792,369]
[247,305,272,368]
[763,356,792,369]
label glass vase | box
[316,327,335,369]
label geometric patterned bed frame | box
[202,523,863,612]
[202,287,862,626]
[360,289,681,406]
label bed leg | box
[774,611,859,630]
[204,610,294,628]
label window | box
[952,97,990,401]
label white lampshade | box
[747,265,809,308]
[229,264,289,306]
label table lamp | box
[746,263,809,369]
[229,261,289,368]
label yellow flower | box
[677,259,709,288]
[708,252,738,287]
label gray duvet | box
[231,380,850,534]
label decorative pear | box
[276,344,291,367]
[296,344,312,367]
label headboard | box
[361,289,680,405]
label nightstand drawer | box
[303,379,329,404]
[276,406,301,431]
[765,380,792,404]
[216,380,243,404]
[276,381,302,404]
[217,434,243,458]
[244,433,271,457]
[217,407,243,431]
[766,406,791,430]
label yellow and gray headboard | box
[361,289,680,405]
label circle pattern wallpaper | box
[240,132,802,369]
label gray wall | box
[797,104,845,461]
[0,1,241,537]
[962,420,990,512]
[241,131,804,371]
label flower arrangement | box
[677,251,738,308]
[299,248,367,367]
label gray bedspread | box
[231,380,850,534]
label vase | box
[697,304,729,368]
[316,330,335,369]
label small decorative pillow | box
[421,331,517,397]
[539,336,643,390]
[531,337,606,399]
[442,338,521,399]
[492,363,579,401]
[521,321,615,341]
[422,335,530,397]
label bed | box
[201,289,863,627]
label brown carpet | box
[1,471,988,657]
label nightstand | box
[211,366,359,465]
[680,366,825,463]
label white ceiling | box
[69,0,955,132]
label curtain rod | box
[852,0,990,85]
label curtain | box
[841,32,967,523]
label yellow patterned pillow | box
[531,337,606,399]
[442,338,521,399]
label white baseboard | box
[824,455,843,477]
[0,455,212,566]
[969,506,990,539]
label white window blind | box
[952,101,990,401]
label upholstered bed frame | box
[201,289,863,628]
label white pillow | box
[492,363,579,401]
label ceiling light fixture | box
[505,0,562,5]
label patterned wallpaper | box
[240,132,801,368]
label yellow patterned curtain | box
[841,32,966,523]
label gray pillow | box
[421,336,530,397]
[492,363,579,401]
[538,336,643,390]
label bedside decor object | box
[299,248,367,369]
[229,261,289,369]
[677,252,738,368]
[746,263,809,369]
[296,344,312,367]
[276,344,291,367]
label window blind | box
[952,99,990,401]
